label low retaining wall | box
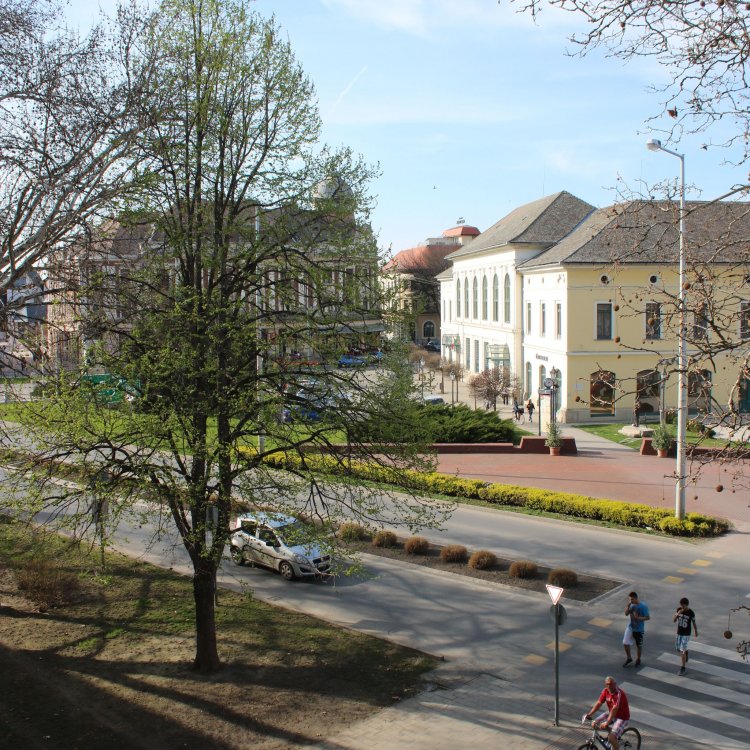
[434,437,577,455]
[640,437,750,459]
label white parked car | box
[229,512,332,580]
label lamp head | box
[646,138,662,152]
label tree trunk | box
[192,560,221,673]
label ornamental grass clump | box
[547,567,578,587]
[339,522,368,542]
[509,560,538,579]
[404,536,430,555]
[372,530,398,548]
[468,550,497,570]
[440,544,468,563]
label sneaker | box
[679,666,686,675]
[622,658,633,667]
[635,659,641,667]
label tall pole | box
[646,139,687,520]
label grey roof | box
[521,199,750,269]
[446,191,595,260]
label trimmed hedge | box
[257,450,728,538]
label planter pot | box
[549,446,561,456]
[656,448,669,458]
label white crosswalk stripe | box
[621,641,750,749]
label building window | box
[596,303,612,340]
[464,278,469,319]
[741,302,750,340]
[456,280,461,317]
[504,273,511,323]
[474,339,479,372]
[472,277,478,319]
[525,361,532,399]
[555,302,562,339]
[540,302,546,336]
[693,304,708,340]
[492,274,499,321]
[646,302,661,340]
[482,276,488,320]
[423,321,435,339]
[465,337,471,369]
[526,302,532,333]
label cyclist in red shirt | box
[583,676,630,750]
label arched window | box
[455,279,461,317]
[503,273,511,323]
[464,278,469,319]
[492,274,499,321]
[590,370,616,417]
[423,320,435,339]
[482,276,488,320]
[472,277,478,319]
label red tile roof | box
[442,225,480,238]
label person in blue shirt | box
[623,591,650,667]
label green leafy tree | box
[8,0,445,674]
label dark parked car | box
[338,353,367,368]
[423,340,441,353]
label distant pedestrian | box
[674,597,698,675]
[623,591,650,667]
[526,399,535,422]
[633,399,642,427]
[513,398,523,422]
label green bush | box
[372,530,398,548]
[404,536,430,555]
[650,423,673,451]
[547,568,578,587]
[256,450,728,538]
[440,544,468,563]
[468,550,497,570]
[509,560,538,579]
[339,522,368,542]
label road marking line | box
[588,617,612,628]
[691,559,712,567]
[677,567,698,575]
[663,575,684,584]
[545,641,571,652]
[629,706,750,750]
[624,683,750,731]
[689,640,750,664]
[657,653,750,683]
[639,666,750,708]
[524,654,547,665]
[567,629,591,640]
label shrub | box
[651,423,673,451]
[339,522,368,542]
[372,530,398,548]
[547,568,578,587]
[509,560,538,579]
[468,550,497,570]
[404,536,430,555]
[440,544,468,563]
[17,558,80,608]
[545,422,563,448]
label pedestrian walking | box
[513,398,523,422]
[674,597,698,675]
[623,591,650,667]
[526,399,535,422]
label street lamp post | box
[450,369,456,405]
[550,366,560,425]
[646,138,687,520]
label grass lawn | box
[575,421,731,450]
[0,518,437,749]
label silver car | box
[229,512,332,580]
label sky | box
[70,0,750,254]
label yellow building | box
[440,193,750,424]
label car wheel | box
[278,561,295,581]
[230,545,245,566]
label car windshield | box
[276,520,311,546]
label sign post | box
[546,584,565,726]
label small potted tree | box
[650,423,673,457]
[545,422,564,456]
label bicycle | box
[578,717,641,750]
